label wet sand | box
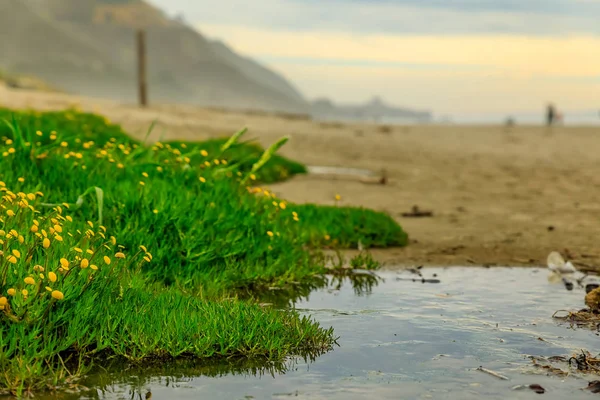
[2,85,600,270]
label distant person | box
[546,103,556,126]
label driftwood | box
[401,205,433,218]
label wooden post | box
[136,29,148,107]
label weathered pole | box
[136,29,148,107]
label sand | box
[2,85,600,270]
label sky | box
[147,0,600,121]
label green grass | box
[0,108,306,184]
[0,185,333,396]
[0,108,408,396]
[164,137,307,184]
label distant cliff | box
[2,0,308,113]
[311,97,432,123]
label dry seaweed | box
[553,309,600,330]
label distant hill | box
[1,0,309,113]
[311,96,433,123]
[1,0,432,120]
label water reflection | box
[238,270,384,308]
[81,356,318,400]
[59,267,600,400]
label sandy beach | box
[2,85,600,270]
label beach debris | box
[401,205,433,218]
[586,283,600,294]
[547,251,578,275]
[585,288,600,312]
[585,381,600,393]
[476,366,509,380]
[546,251,588,290]
[553,309,600,329]
[512,384,546,394]
[396,277,441,284]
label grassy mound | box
[0,108,408,395]
[0,197,332,395]
[0,108,407,295]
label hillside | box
[2,0,309,113]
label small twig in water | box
[476,366,509,380]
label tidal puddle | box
[75,267,600,399]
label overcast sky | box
[147,0,599,119]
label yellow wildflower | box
[80,258,89,269]
[6,255,17,264]
[267,231,274,237]
[0,297,7,306]
[7,288,15,296]
[11,249,20,258]
[43,238,50,248]
[115,252,125,259]
[51,290,64,300]
[103,256,111,265]
[60,258,70,270]
[6,210,15,217]
[55,235,63,242]
[90,264,98,270]
[48,272,57,282]
[24,277,35,285]
[200,149,208,157]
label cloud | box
[143,0,600,117]
[148,0,600,35]
[199,24,600,76]
[195,24,600,114]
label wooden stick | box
[136,29,148,107]
[476,366,509,380]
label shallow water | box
[74,267,600,399]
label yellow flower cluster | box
[0,182,152,319]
